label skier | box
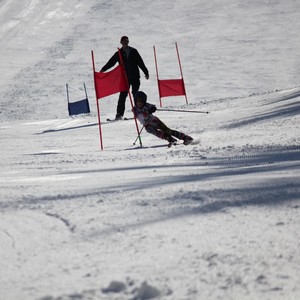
[132,91,193,146]
[100,36,149,120]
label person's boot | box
[167,136,177,147]
[183,135,193,145]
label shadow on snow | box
[2,145,299,237]
[223,90,300,129]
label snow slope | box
[0,0,300,299]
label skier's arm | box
[136,50,149,79]
[148,104,156,113]
[100,52,119,72]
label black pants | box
[145,116,186,142]
[116,79,140,117]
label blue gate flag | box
[68,98,90,115]
[66,83,90,116]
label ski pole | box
[133,126,144,145]
[157,108,209,114]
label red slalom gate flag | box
[158,78,186,98]
[91,50,130,150]
[153,43,188,107]
[94,65,128,99]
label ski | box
[167,141,178,148]
[127,138,197,150]
[106,118,119,122]
[168,137,194,148]
[106,117,133,122]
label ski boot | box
[183,135,193,145]
[167,137,177,148]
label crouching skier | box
[132,91,193,147]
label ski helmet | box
[135,91,147,104]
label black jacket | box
[101,46,149,82]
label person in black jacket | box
[100,36,149,120]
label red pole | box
[118,48,142,147]
[153,45,163,108]
[91,50,104,150]
[175,42,188,105]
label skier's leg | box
[116,91,128,118]
[156,118,193,144]
[131,79,140,100]
[155,118,180,142]
[145,125,162,138]
[117,79,140,118]
[145,125,174,142]
[169,129,186,140]
[169,129,193,144]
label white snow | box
[0,0,300,299]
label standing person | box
[132,91,193,146]
[100,36,149,120]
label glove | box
[145,74,149,80]
[149,106,156,113]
